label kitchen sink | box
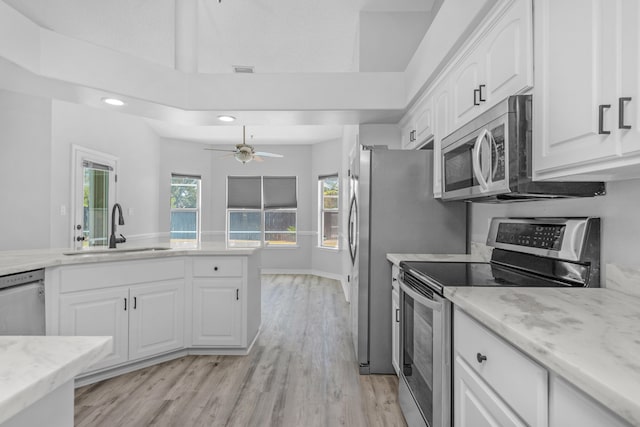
[62,247,171,256]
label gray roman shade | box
[227,176,262,209]
[263,176,297,209]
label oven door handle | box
[472,128,491,191]
[399,280,444,312]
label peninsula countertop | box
[447,287,640,426]
[0,243,259,276]
[0,336,112,425]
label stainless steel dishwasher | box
[0,269,45,335]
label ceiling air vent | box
[233,65,254,74]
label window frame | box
[318,174,339,250]
[170,173,201,245]
[226,176,298,248]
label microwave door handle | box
[472,129,490,191]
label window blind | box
[83,160,113,171]
[263,176,297,209]
[227,176,262,208]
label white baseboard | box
[260,269,349,302]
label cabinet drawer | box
[192,257,243,277]
[454,308,548,427]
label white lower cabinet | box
[59,287,129,371]
[128,280,184,361]
[59,280,184,371]
[391,286,400,375]
[454,356,528,427]
[453,308,548,427]
[192,278,243,346]
[549,375,631,427]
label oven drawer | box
[454,307,548,427]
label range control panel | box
[496,223,565,250]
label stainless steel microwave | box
[440,95,605,202]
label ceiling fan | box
[205,126,284,164]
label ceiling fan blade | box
[204,147,236,152]
[253,155,265,162]
[254,151,283,158]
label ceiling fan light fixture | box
[234,150,253,164]
[217,115,235,122]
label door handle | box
[599,104,611,134]
[133,296,137,309]
[473,88,480,106]
[472,129,491,191]
[236,289,239,300]
[619,97,632,129]
[478,84,486,102]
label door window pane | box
[83,166,110,247]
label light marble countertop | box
[386,253,486,266]
[446,287,640,426]
[0,336,112,424]
[0,242,259,276]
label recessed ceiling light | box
[102,97,125,106]
[218,115,236,122]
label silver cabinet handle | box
[599,104,611,134]
[619,97,632,129]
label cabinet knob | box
[476,352,487,363]
[214,266,218,271]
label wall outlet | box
[128,207,134,216]
[60,205,66,215]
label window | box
[227,176,297,247]
[319,174,339,249]
[170,174,201,246]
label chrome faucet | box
[109,203,127,248]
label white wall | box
[311,139,344,277]
[49,100,161,248]
[470,178,640,284]
[0,90,52,250]
[159,139,315,271]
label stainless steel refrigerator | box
[348,145,467,374]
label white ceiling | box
[2,0,437,144]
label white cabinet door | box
[534,0,619,174]
[415,96,434,146]
[619,0,640,156]
[451,49,483,129]
[433,81,451,198]
[192,278,243,346]
[481,0,533,107]
[391,287,400,376]
[59,287,129,371]
[454,356,527,427]
[128,280,184,361]
[549,375,631,427]
[452,0,533,130]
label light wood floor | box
[74,274,408,427]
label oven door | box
[441,117,509,201]
[399,277,451,427]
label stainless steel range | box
[397,217,601,427]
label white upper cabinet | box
[534,0,640,180]
[397,0,532,197]
[451,0,533,129]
